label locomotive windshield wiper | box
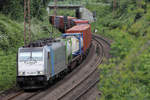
[25,57,37,64]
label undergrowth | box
[86,0,150,99]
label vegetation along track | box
[1,34,111,100]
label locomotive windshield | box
[19,51,43,62]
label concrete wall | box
[80,7,94,23]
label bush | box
[0,14,24,51]
[99,39,150,100]
[86,1,150,100]
[0,0,50,21]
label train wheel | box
[77,56,82,65]
[68,66,72,72]
[48,78,53,85]
[43,82,49,89]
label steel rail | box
[72,34,111,100]
[6,91,41,100]
[7,91,24,100]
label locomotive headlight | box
[19,72,25,76]
[37,71,44,75]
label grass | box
[0,51,17,90]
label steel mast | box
[24,0,31,46]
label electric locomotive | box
[17,16,91,89]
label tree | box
[113,0,117,12]
[0,0,50,21]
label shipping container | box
[55,16,61,29]
[72,19,89,25]
[63,34,83,55]
[59,16,64,32]
[67,16,76,28]
[49,15,55,25]
[59,16,76,32]
[66,24,92,52]
[53,16,66,32]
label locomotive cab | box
[17,41,68,89]
[17,47,47,89]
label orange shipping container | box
[66,24,92,52]
[59,16,64,31]
[49,15,55,25]
[72,19,89,25]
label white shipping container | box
[67,36,83,54]
[66,39,72,56]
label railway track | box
[1,90,41,100]
[1,34,111,100]
[76,34,111,100]
[57,34,111,100]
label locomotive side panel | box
[50,42,67,76]
[44,47,51,80]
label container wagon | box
[66,24,92,52]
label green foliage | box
[0,14,24,51]
[0,0,50,21]
[49,9,76,17]
[0,51,17,90]
[86,0,150,100]
[99,38,150,100]
[109,29,135,59]
[29,17,61,41]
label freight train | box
[17,16,92,89]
